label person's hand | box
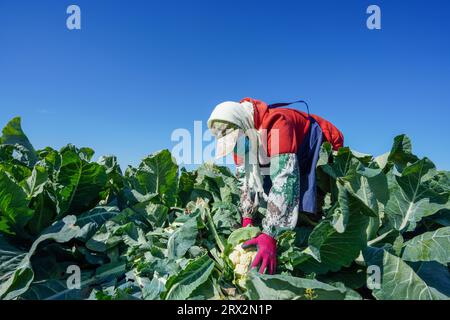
[242,233,277,274]
[242,217,253,228]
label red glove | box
[242,218,253,227]
[242,233,277,274]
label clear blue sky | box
[1,0,449,170]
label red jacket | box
[240,97,344,159]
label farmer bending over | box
[208,97,344,274]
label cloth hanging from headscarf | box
[207,101,266,206]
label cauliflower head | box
[228,244,257,287]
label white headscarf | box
[208,101,266,205]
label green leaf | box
[27,192,56,236]
[37,147,61,174]
[0,171,33,236]
[167,214,199,259]
[317,142,332,167]
[142,273,166,300]
[245,271,360,300]
[95,261,127,280]
[430,209,450,227]
[20,165,48,199]
[132,150,178,207]
[318,265,367,290]
[363,246,448,300]
[86,219,137,253]
[24,263,125,300]
[0,236,27,283]
[402,227,450,264]
[19,279,82,300]
[0,266,34,300]
[385,158,449,231]
[189,278,222,300]
[195,163,240,203]
[387,134,419,172]
[320,147,360,179]
[0,162,31,184]
[226,227,260,248]
[345,164,389,212]
[0,117,38,167]
[296,187,370,274]
[97,155,124,203]
[300,215,368,274]
[76,205,121,241]
[277,230,300,272]
[211,201,241,236]
[52,147,107,217]
[332,182,376,233]
[137,202,168,229]
[0,216,81,300]
[177,168,196,207]
[77,205,121,228]
[164,255,215,300]
[60,144,94,162]
[374,152,390,170]
[409,261,450,297]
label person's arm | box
[262,153,300,238]
[236,164,256,226]
[241,153,300,274]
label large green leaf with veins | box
[128,150,178,206]
[343,164,389,213]
[320,147,360,179]
[77,205,121,228]
[75,205,121,241]
[402,227,450,264]
[409,261,450,297]
[0,117,38,167]
[19,279,82,300]
[387,134,419,172]
[227,226,260,247]
[363,246,448,300]
[163,255,215,300]
[195,163,240,203]
[245,271,361,300]
[385,158,449,231]
[295,188,370,274]
[20,165,48,199]
[132,202,168,229]
[0,216,81,300]
[0,171,33,236]
[0,236,27,283]
[167,213,199,259]
[52,147,107,217]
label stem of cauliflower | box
[204,206,225,253]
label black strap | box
[268,100,310,115]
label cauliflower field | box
[0,117,449,300]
